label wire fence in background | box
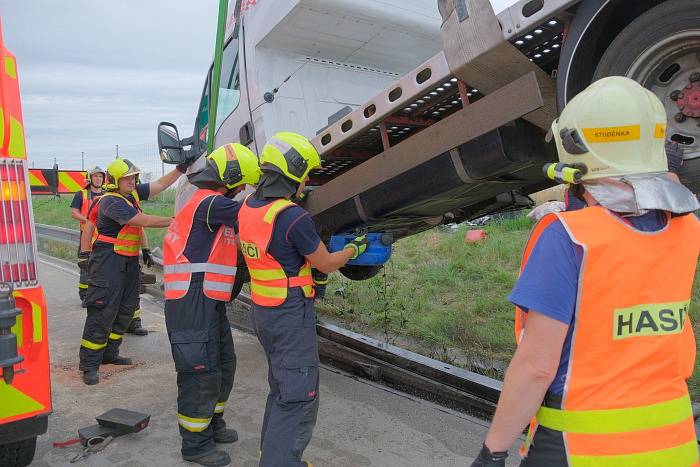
[29,141,176,206]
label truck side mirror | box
[158,122,186,164]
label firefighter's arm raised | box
[148,168,183,197]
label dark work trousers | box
[77,242,88,302]
[79,243,140,370]
[519,393,568,466]
[165,274,236,459]
[252,289,319,467]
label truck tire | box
[339,265,383,281]
[0,437,37,467]
[593,0,700,193]
[229,252,248,302]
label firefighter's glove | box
[665,140,684,174]
[312,268,328,300]
[343,235,368,260]
[470,444,508,467]
[78,251,90,270]
[176,150,198,173]
[142,248,154,268]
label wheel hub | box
[671,73,700,121]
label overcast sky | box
[2,0,218,173]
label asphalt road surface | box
[30,254,520,466]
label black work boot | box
[211,413,238,443]
[102,356,133,365]
[127,318,148,336]
[183,450,231,466]
[213,427,238,444]
[82,370,99,385]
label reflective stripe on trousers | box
[81,338,106,350]
[178,413,211,433]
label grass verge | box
[320,217,700,400]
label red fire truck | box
[0,18,52,467]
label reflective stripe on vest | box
[163,263,237,275]
[94,192,142,256]
[214,400,226,414]
[238,196,315,306]
[162,189,237,301]
[79,189,100,244]
[97,227,141,256]
[515,207,700,464]
[79,189,89,230]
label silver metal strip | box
[202,280,234,292]
[312,52,452,158]
[164,263,237,275]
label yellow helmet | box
[208,143,262,189]
[189,143,262,191]
[259,132,321,183]
[106,158,140,189]
[547,76,668,184]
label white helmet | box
[88,166,105,178]
[546,76,668,184]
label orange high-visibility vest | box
[92,191,143,257]
[79,189,90,230]
[516,206,700,466]
[162,189,238,301]
[79,188,101,245]
[238,196,314,306]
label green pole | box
[207,0,229,155]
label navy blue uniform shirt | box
[93,184,150,238]
[182,194,241,263]
[246,195,321,277]
[70,189,103,210]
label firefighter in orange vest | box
[78,158,190,386]
[71,166,104,300]
[162,143,261,467]
[79,180,152,337]
[471,77,700,466]
[238,132,367,467]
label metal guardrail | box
[36,223,165,266]
[36,222,502,415]
[36,223,80,245]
